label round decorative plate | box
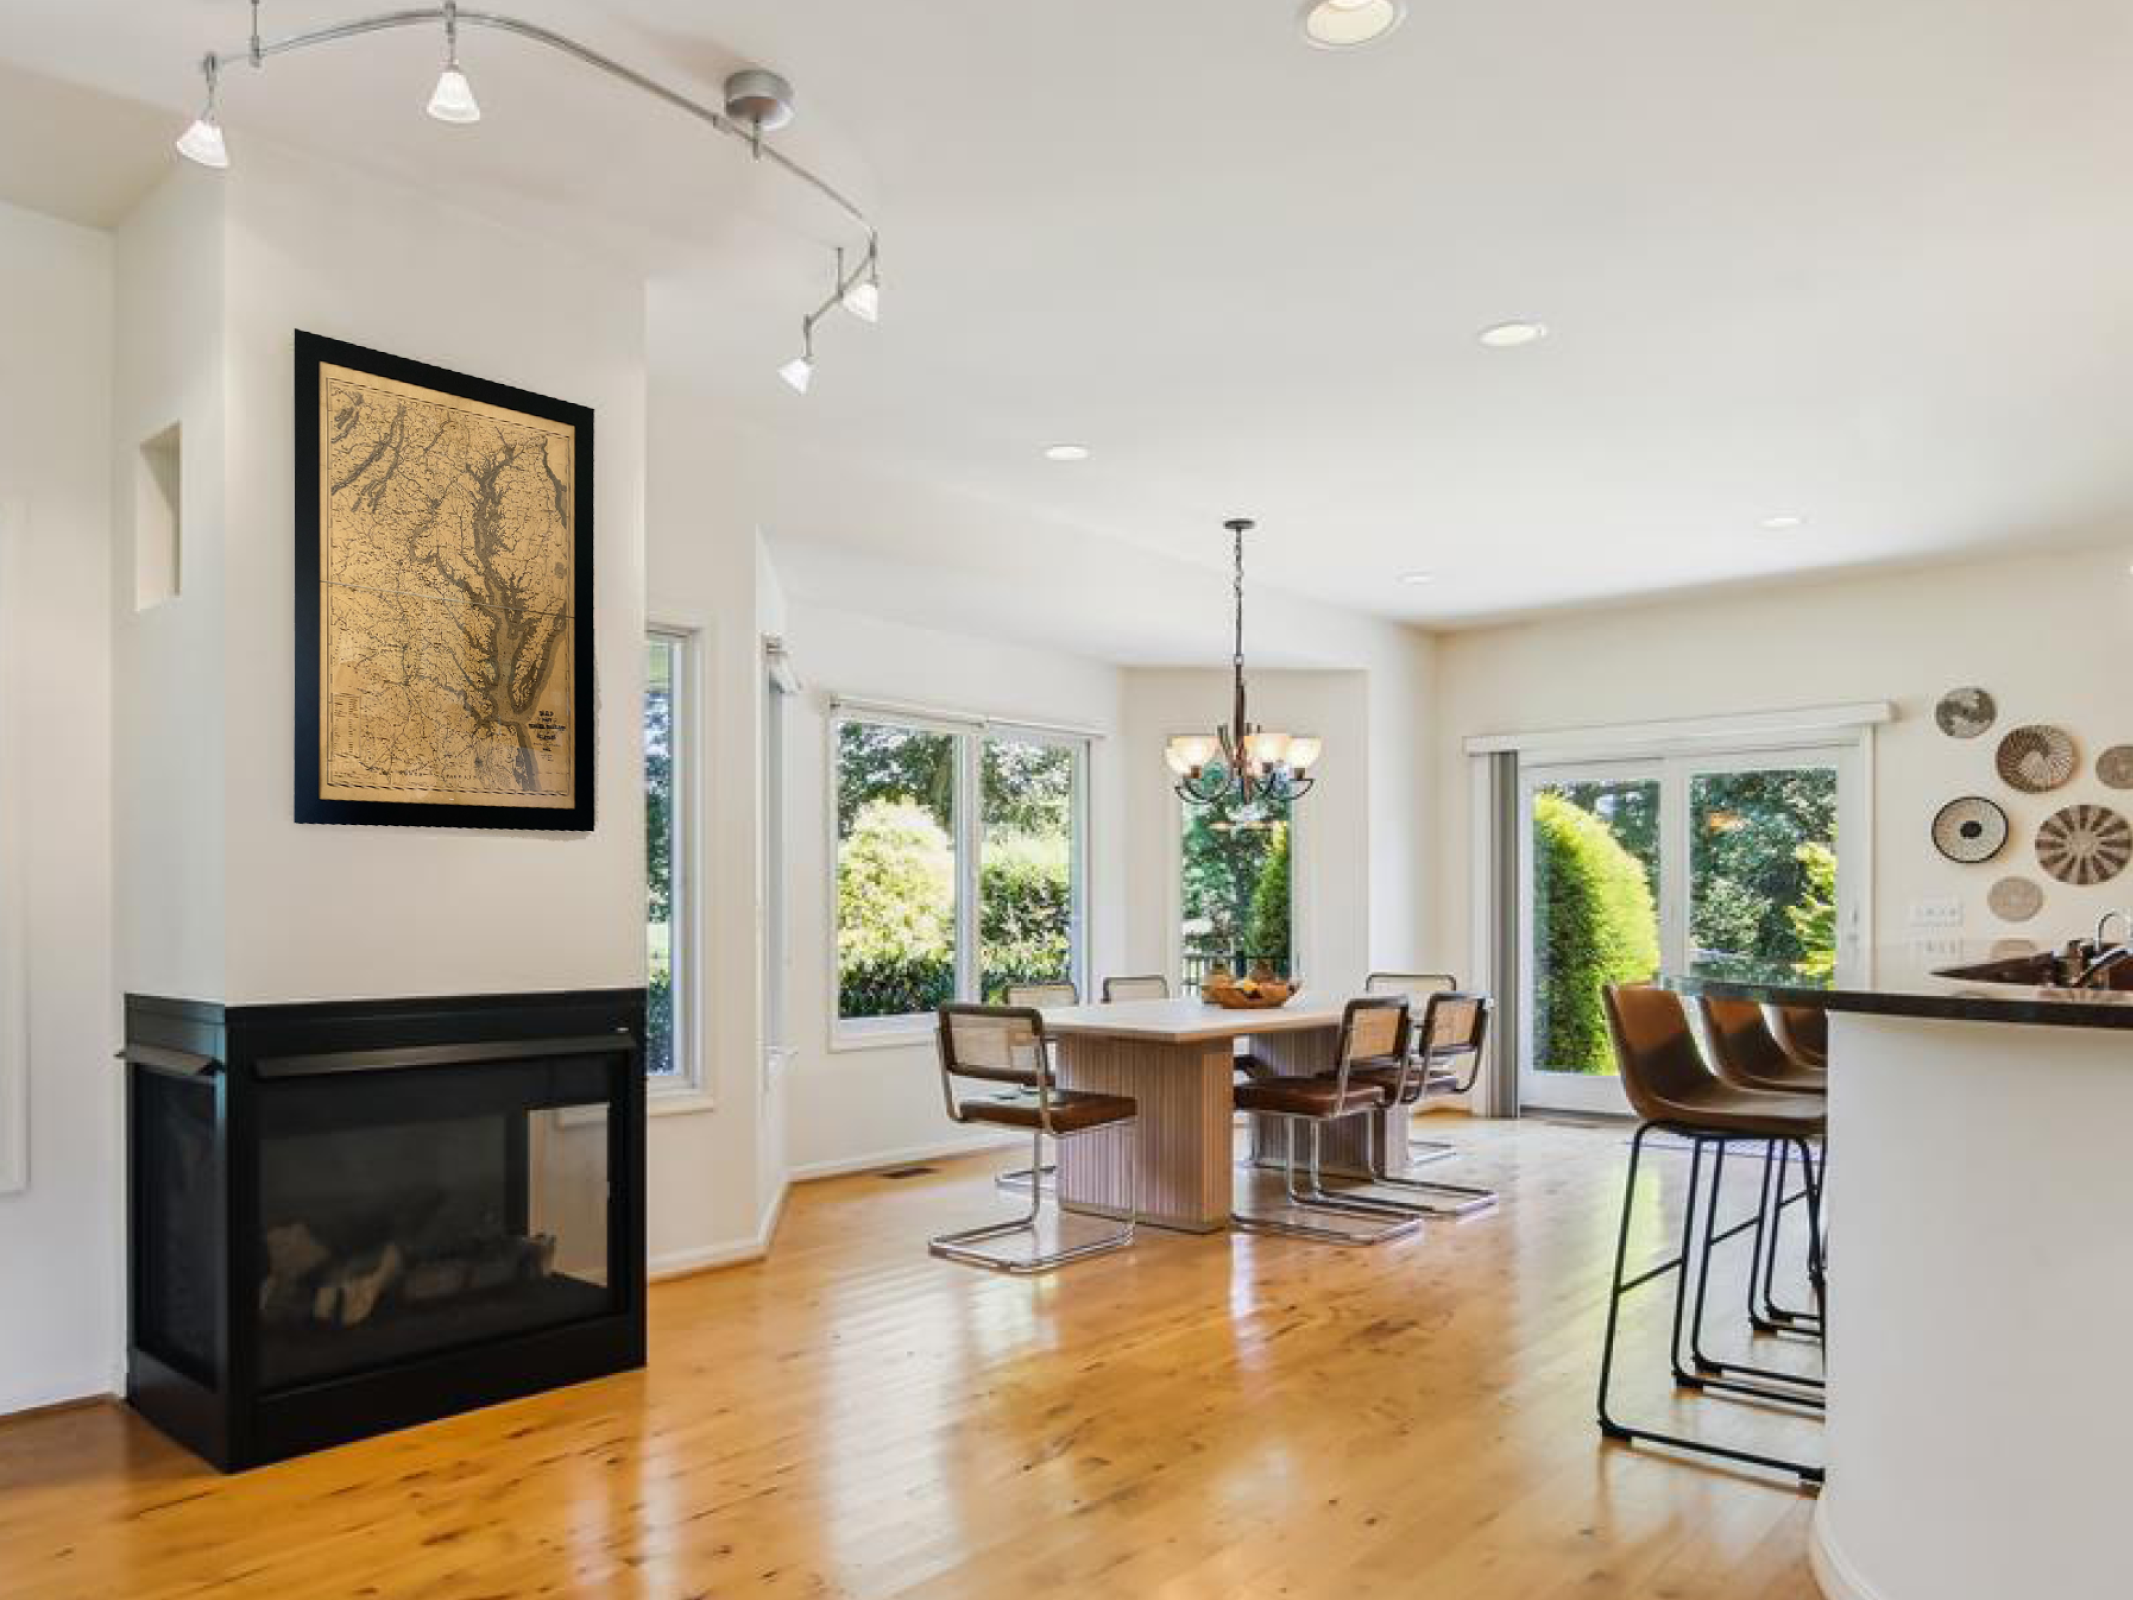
[1931,796,2009,864]
[2098,745,2133,789]
[1989,937,2039,961]
[1986,875,2045,923]
[1995,725,2078,793]
[2036,804,2133,886]
[1934,686,1997,739]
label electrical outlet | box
[1909,897,1964,928]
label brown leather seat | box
[1235,1075,1391,1119]
[1699,997,1827,1096]
[1769,1004,1829,1070]
[1606,986,1825,1140]
[956,1090,1137,1135]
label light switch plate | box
[1909,897,1964,928]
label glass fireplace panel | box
[255,1055,614,1393]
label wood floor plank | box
[0,1121,1820,1599]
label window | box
[1179,763,1293,994]
[833,711,1087,1030]
[645,630,693,1083]
[1518,743,1859,1113]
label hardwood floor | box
[0,1121,1823,1599]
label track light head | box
[176,114,229,169]
[427,65,481,123]
[841,276,880,324]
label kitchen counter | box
[1660,944,2133,1600]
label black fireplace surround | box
[123,988,647,1471]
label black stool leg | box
[1684,1142,1825,1405]
[1595,1124,1824,1486]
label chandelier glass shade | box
[1167,519,1320,808]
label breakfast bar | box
[1668,944,2133,1600]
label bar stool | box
[1768,1004,1829,1070]
[1365,972,1472,1168]
[1231,996,1420,1246]
[1326,992,1499,1217]
[1596,984,1828,1485]
[930,1003,1138,1275]
[1101,974,1169,1002]
[1700,997,1826,1338]
[995,981,1081,1195]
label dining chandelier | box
[175,0,881,394]
[1166,519,1321,808]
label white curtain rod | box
[828,693,1107,742]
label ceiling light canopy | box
[174,1,880,395]
[1300,0,1408,49]
[1478,321,1549,349]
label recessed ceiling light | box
[1300,0,1407,50]
[1044,444,1091,462]
[1759,514,1806,531]
[1401,570,1436,585]
[1478,321,1548,349]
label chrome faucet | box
[2066,911,2133,988]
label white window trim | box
[828,704,1092,1048]
[0,499,26,1193]
[647,615,712,1112]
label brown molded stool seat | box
[1321,990,1499,1217]
[1596,984,1828,1486]
[1231,996,1420,1246]
[1700,997,1828,1337]
[1769,1004,1829,1070]
[930,1003,1138,1275]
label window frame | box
[645,619,709,1108]
[828,706,1091,1047]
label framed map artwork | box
[294,331,595,830]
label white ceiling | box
[10,0,2133,632]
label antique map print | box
[317,362,577,811]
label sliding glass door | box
[1518,745,1860,1114]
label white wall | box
[779,600,1128,1179]
[1431,546,2133,977]
[0,199,118,1412]
[214,145,648,1003]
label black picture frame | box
[293,330,596,831]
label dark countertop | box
[1662,940,2133,1032]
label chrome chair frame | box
[1231,996,1421,1246]
[930,1003,1138,1275]
[994,981,1079,1196]
[1365,972,1472,1168]
[1337,992,1500,1218]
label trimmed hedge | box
[1533,791,1660,1073]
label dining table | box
[1033,992,1402,1233]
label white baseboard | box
[648,1180,790,1281]
[786,1131,1019,1185]
[1808,1500,1885,1600]
[0,1372,115,1421]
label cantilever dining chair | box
[931,1004,1138,1275]
[1101,974,1170,1002]
[996,980,1082,1194]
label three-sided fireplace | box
[124,989,646,1471]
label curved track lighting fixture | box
[177,0,881,393]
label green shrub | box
[1246,824,1292,970]
[838,800,955,1017]
[1533,791,1661,1073]
[979,830,1072,999]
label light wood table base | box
[1055,1035,1236,1233]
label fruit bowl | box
[1202,978,1297,1010]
